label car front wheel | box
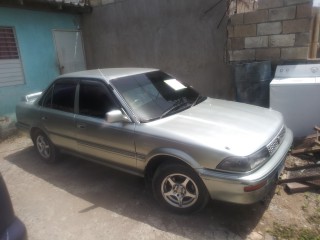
[152,163,209,214]
[33,131,57,163]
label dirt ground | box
[0,134,319,240]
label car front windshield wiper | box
[160,98,190,119]
[192,95,207,107]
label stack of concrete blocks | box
[228,0,314,62]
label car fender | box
[144,147,202,169]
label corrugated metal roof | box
[0,0,92,13]
[51,0,87,6]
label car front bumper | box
[199,127,293,204]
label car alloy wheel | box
[36,135,51,159]
[161,173,199,208]
[33,130,57,163]
[153,163,209,213]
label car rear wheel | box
[152,163,209,214]
[33,131,57,163]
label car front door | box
[74,79,137,170]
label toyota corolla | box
[16,68,293,213]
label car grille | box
[267,127,286,156]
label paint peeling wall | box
[0,7,79,139]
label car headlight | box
[216,147,270,173]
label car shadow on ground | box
[5,146,274,239]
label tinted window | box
[111,71,200,122]
[79,81,116,118]
[41,86,54,108]
[41,81,76,113]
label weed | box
[268,222,320,240]
[301,193,312,212]
[307,214,320,226]
[304,193,311,200]
[298,229,320,240]
[268,223,295,239]
[302,204,308,212]
[301,200,309,212]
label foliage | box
[268,222,320,240]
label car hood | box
[145,98,284,156]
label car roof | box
[58,68,158,82]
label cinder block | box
[256,48,281,60]
[295,32,311,46]
[269,6,296,21]
[270,34,295,47]
[245,36,268,48]
[258,0,284,9]
[101,0,114,5]
[257,22,282,35]
[244,10,268,24]
[297,3,313,18]
[234,24,257,37]
[230,38,245,50]
[230,13,244,25]
[283,19,311,33]
[284,0,311,6]
[281,47,309,59]
[229,49,255,61]
[90,0,101,6]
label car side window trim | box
[40,85,54,108]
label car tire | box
[152,163,209,214]
[33,130,58,163]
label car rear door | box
[74,79,137,169]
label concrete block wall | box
[228,0,314,62]
[90,0,115,6]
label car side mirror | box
[106,110,131,123]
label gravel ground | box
[0,134,318,240]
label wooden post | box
[309,8,320,59]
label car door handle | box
[77,123,86,129]
[41,116,47,120]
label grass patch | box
[268,223,320,240]
[307,214,320,226]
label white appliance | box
[270,64,320,138]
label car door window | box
[42,86,54,108]
[41,80,77,113]
[79,81,117,118]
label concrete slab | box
[0,135,269,240]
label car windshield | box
[111,71,204,122]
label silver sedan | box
[16,68,293,213]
